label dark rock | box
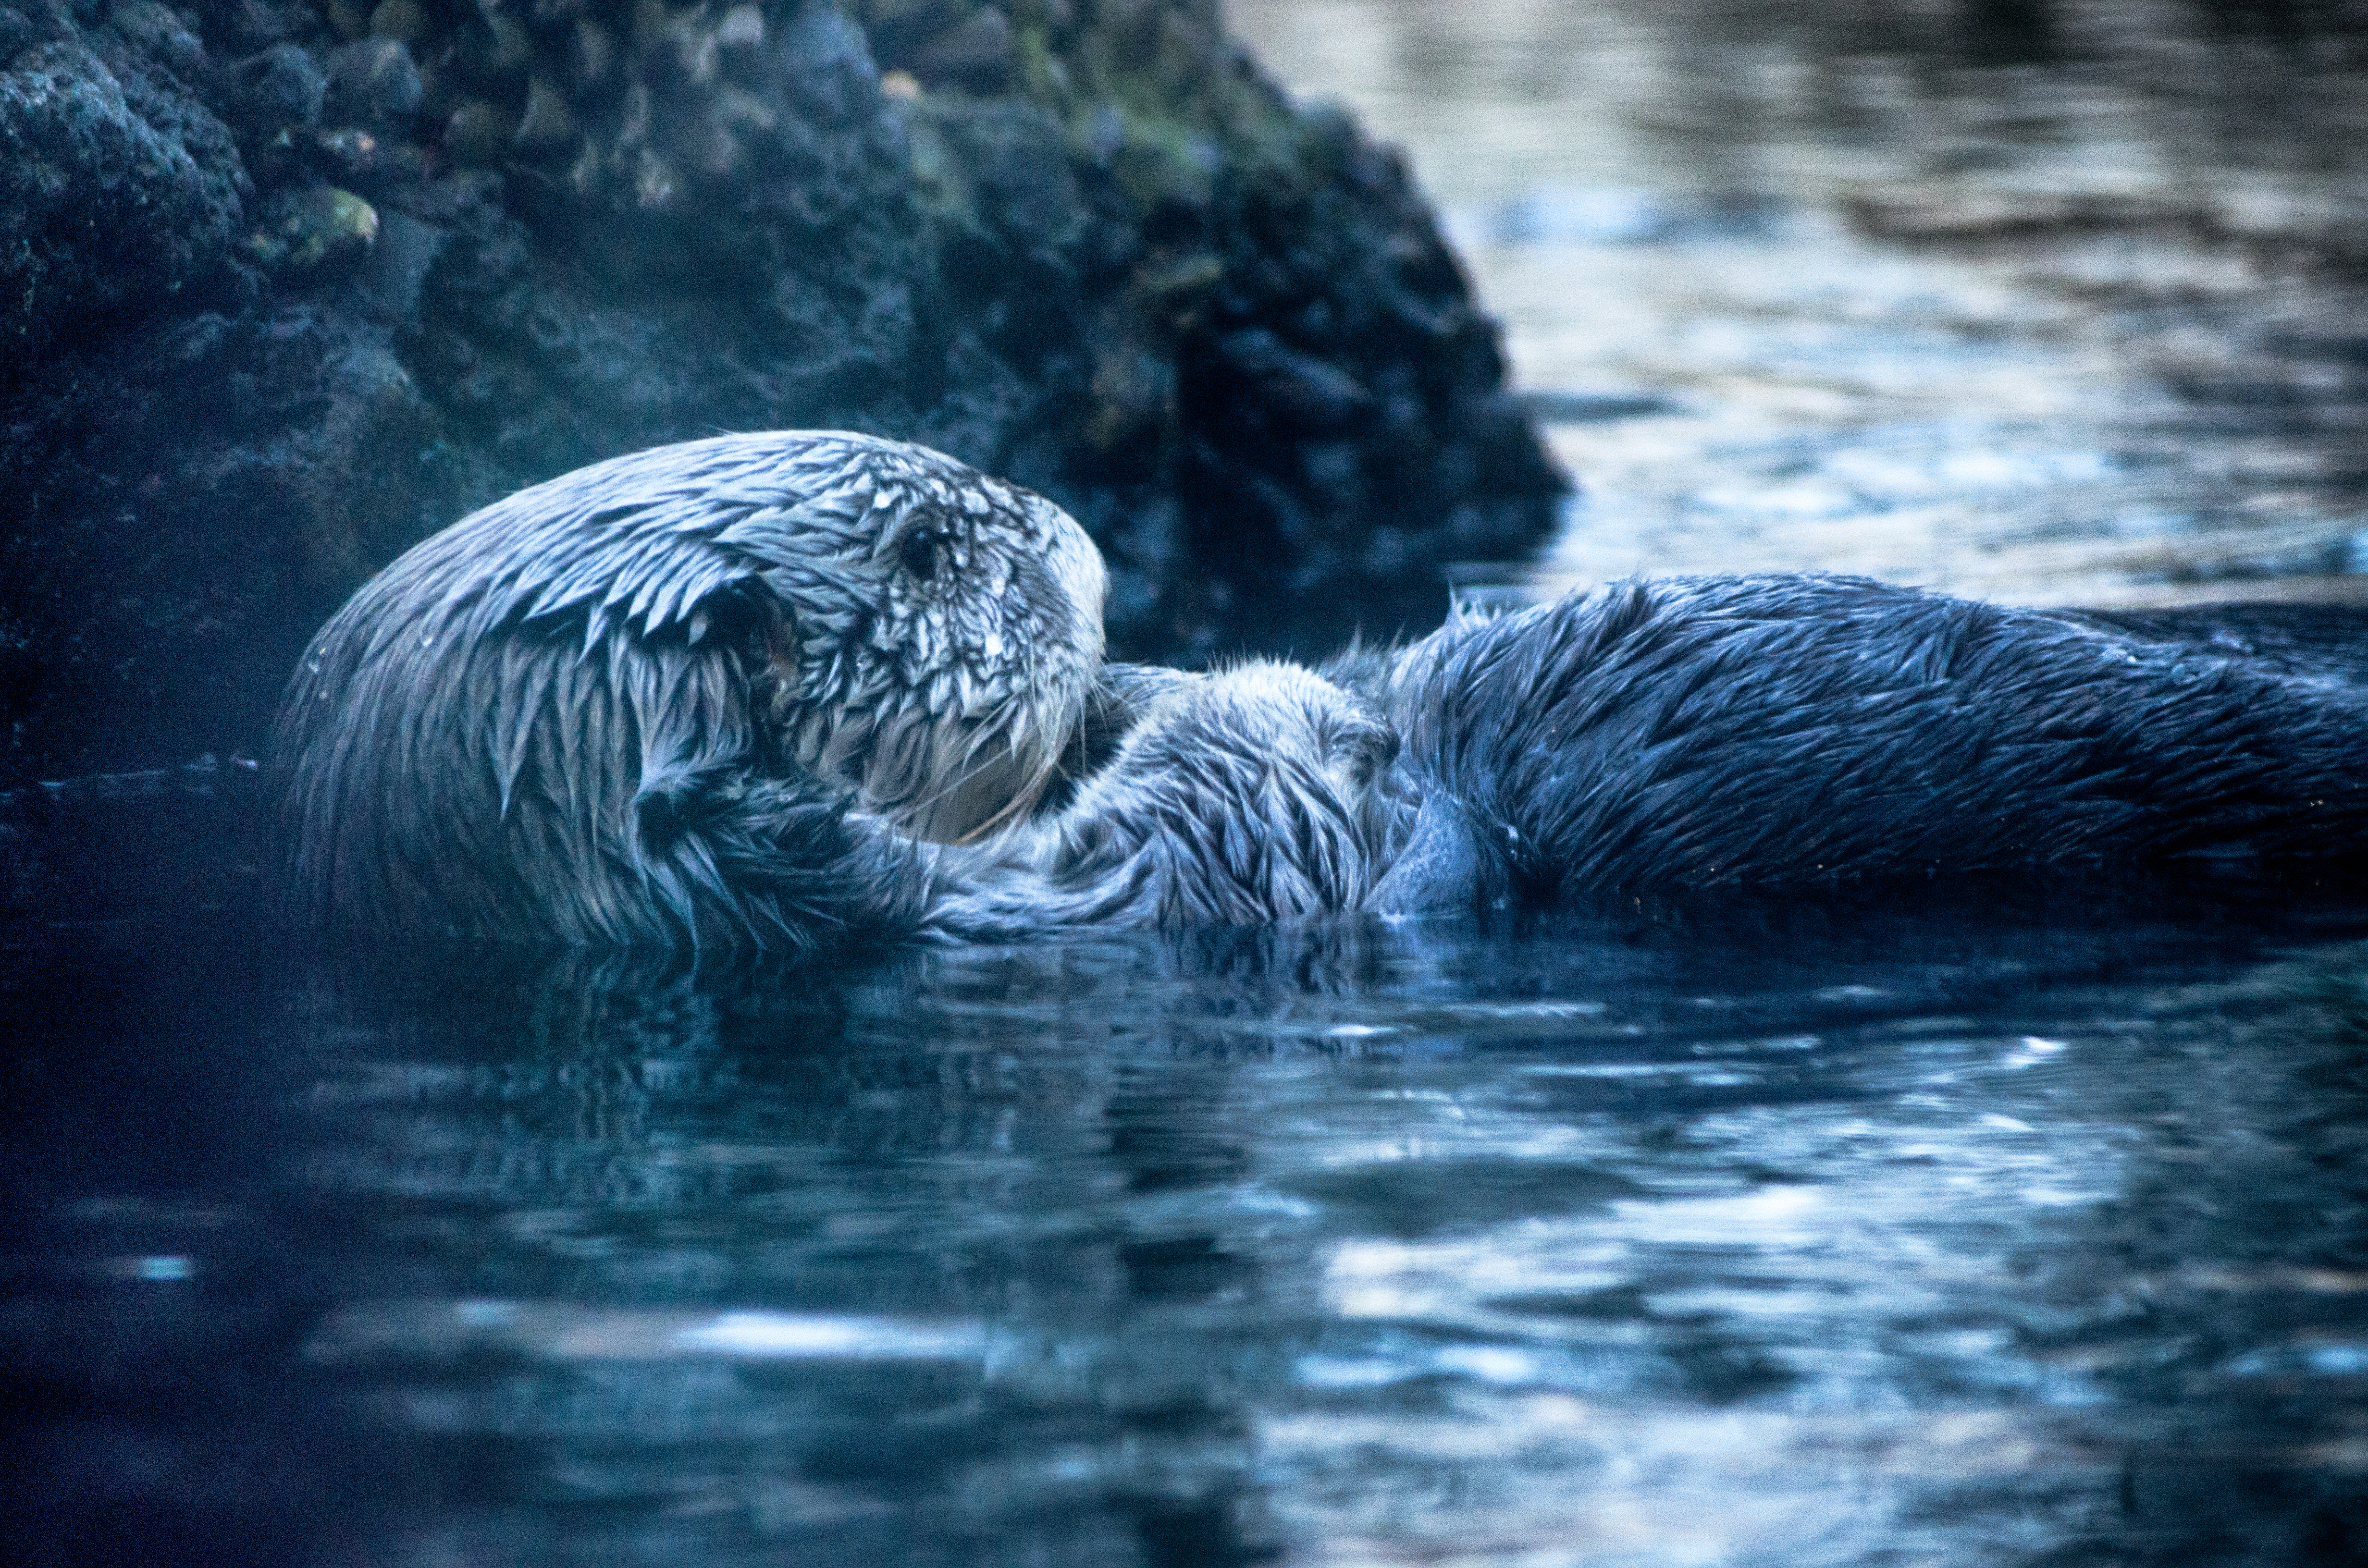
[189,0,321,54]
[1208,328,1374,433]
[1,0,1565,782]
[440,98,512,167]
[779,3,877,127]
[509,74,572,151]
[348,204,441,318]
[450,8,526,87]
[2,303,463,779]
[0,7,43,63]
[715,4,764,61]
[319,36,418,131]
[107,0,203,78]
[913,6,1011,90]
[224,41,327,134]
[366,0,424,46]
[0,38,247,360]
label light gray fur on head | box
[272,430,1107,950]
[931,661,1404,933]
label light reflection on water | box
[10,880,2368,1564]
[1230,0,2368,611]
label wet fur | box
[927,575,2368,934]
[1350,575,2368,912]
[272,432,1105,951]
[934,662,1401,933]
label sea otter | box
[927,576,2368,933]
[277,430,2368,950]
[272,431,1106,950]
[1354,576,2368,911]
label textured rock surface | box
[0,0,1564,780]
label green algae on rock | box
[249,183,380,273]
[0,0,1563,781]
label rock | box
[321,37,420,132]
[225,42,327,136]
[0,38,247,361]
[780,4,881,127]
[0,6,43,62]
[108,0,203,77]
[567,17,612,91]
[452,9,527,87]
[510,74,572,152]
[1,303,463,781]
[441,97,513,166]
[913,6,1011,91]
[0,0,1565,782]
[366,0,423,46]
[250,184,377,275]
[715,4,763,56]
[1208,328,1374,433]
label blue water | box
[7,791,2368,1565]
[1234,0,2368,615]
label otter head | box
[272,430,1108,947]
[733,436,1108,842]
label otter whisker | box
[899,712,1029,840]
[948,734,1064,846]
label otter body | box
[278,431,2368,951]
[1356,576,2368,912]
[273,432,1106,950]
[932,576,2368,934]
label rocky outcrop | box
[0,0,1565,780]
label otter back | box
[1364,575,2368,908]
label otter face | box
[745,439,1109,844]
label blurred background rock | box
[0,0,1564,781]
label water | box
[8,798,2368,1565]
[14,4,2368,1563]
[1231,0,2368,610]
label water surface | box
[7,802,2368,1564]
[1232,0,2368,610]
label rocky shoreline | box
[0,0,1564,781]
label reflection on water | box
[8,867,2368,1565]
[1231,0,2368,610]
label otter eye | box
[899,527,944,582]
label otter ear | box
[680,583,797,669]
